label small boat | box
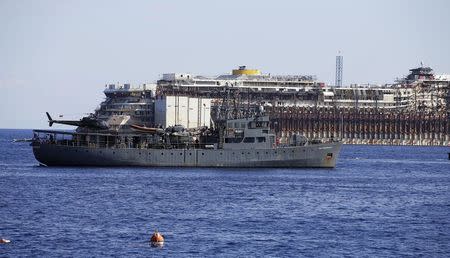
[0,238,11,244]
[13,138,33,143]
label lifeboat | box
[130,125,164,134]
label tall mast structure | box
[335,53,343,87]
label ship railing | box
[32,131,221,150]
[41,140,221,150]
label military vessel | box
[30,67,342,168]
[31,114,341,168]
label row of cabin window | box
[225,136,266,144]
[228,122,247,129]
[227,121,270,129]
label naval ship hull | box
[32,142,342,168]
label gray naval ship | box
[31,111,342,168]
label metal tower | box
[335,55,343,87]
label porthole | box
[220,153,223,155]
[265,152,268,154]
[180,153,182,155]
[113,151,115,154]
[161,153,164,155]
[256,152,259,154]
[292,150,295,153]
[189,153,192,156]
[171,153,174,155]
[202,153,205,156]
[139,152,141,155]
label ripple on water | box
[1,131,450,256]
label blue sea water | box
[1,129,450,257]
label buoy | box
[0,238,11,244]
[150,230,164,247]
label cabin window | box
[257,137,266,143]
[240,123,246,128]
[225,138,243,143]
[227,122,233,128]
[234,122,240,128]
[248,121,269,129]
[243,137,255,143]
[262,129,269,134]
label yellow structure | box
[232,66,261,76]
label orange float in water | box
[150,230,164,246]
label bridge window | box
[257,137,266,143]
[248,121,269,129]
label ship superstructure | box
[94,83,156,132]
[37,65,449,147]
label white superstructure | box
[155,95,212,128]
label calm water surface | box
[1,129,450,257]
